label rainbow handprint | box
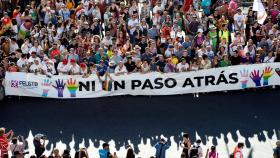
[250,70,262,87]
[66,78,78,97]
[41,79,52,97]
[262,66,273,86]
[240,69,249,89]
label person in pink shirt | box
[0,127,14,158]
[270,4,280,24]
[208,146,218,158]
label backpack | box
[189,145,200,158]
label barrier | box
[4,63,280,99]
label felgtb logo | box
[10,80,38,89]
[10,80,18,88]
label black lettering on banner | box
[131,80,141,90]
[182,78,195,87]
[79,81,95,91]
[142,79,154,89]
[205,76,215,86]
[216,71,229,85]
[114,80,125,90]
[229,73,239,84]
[92,81,95,91]
[154,78,164,89]
[164,78,177,88]
[79,81,90,91]
[194,76,204,87]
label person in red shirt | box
[161,23,171,39]
[0,127,14,158]
[49,43,61,62]
[1,12,12,31]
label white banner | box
[4,63,280,99]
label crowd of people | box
[1,127,280,158]
[0,0,279,82]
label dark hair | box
[126,148,135,158]
[12,137,18,144]
[211,146,216,152]
[196,139,202,144]
[30,155,37,158]
[183,133,189,138]
[62,149,71,158]
[237,142,244,148]
[102,143,109,149]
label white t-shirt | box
[80,68,88,75]
[114,65,128,74]
[10,43,19,54]
[29,63,44,72]
[234,13,244,28]
[66,64,80,75]
[263,56,275,63]
[29,46,43,55]
[128,19,139,34]
[28,57,41,64]
[176,62,189,72]
[17,58,28,68]
[57,62,68,75]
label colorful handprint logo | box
[41,79,52,97]
[52,79,65,98]
[240,69,249,89]
[262,66,273,86]
[66,78,78,97]
[250,70,262,87]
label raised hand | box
[250,70,263,87]
[262,66,273,86]
[66,78,78,97]
[41,79,52,97]
[52,79,65,97]
[240,69,249,89]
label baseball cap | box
[70,59,76,63]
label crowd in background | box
[3,127,280,158]
[0,0,279,81]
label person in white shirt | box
[153,1,163,14]
[9,38,19,54]
[205,45,214,60]
[80,63,88,76]
[29,59,44,74]
[141,60,150,74]
[43,59,57,75]
[189,139,203,158]
[57,59,68,75]
[102,31,113,46]
[128,14,139,35]
[28,52,41,64]
[21,39,32,54]
[29,41,42,55]
[66,59,80,75]
[9,136,26,158]
[234,9,245,31]
[201,55,212,69]
[263,52,275,63]
[17,54,29,72]
[176,58,189,72]
[114,61,127,76]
